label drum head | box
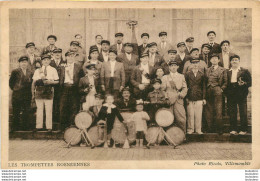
[145,127,164,145]
[165,126,185,145]
[64,127,81,146]
[75,111,92,129]
[88,126,105,146]
[112,121,127,144]
[155,108,174,127]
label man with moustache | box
[199,44,212,67]
[110,33,125,55]
[98,40,110,63]
[219,40,235,69]
[185,37,195,55]
[138,33,150,58]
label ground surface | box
[9,140,252,161]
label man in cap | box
[31,54,59,132]
[115,87,136,112]
[185,37,195,55]
[98,40,110,62]
[117,43,139,89]
[89,35,103,54]
[199,43,212,67]
[204,53,227,134]
[147,42,164,68]
[42,35,58,57]
[161,60,187,133]
[9,56,33,131]
[219,40,235,69]
[59,50,84,131]
[25,42,41,73]
[110,33,125,55]
[74,34,86,55]
[100,49,125,100]
[175,42,192,74]
[226,55,251,135]
[50,48,66,70]
[205,31,221,55]
[68,41,86,67]
[185,58,207,134]
[183,48,207,74]
[138,33,150,58]
[131,53,155,100]
[157,31,173,60]
[161,49,178,75]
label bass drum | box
[165,126,185,145]
[75,111,93,129]
[145,127,164,145]
[64,126,82,146]
[88,126,105,146]
[112,112,136,144]
[155,108,174,127]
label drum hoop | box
[155,108,174,126]
[75,111,93,129]
[63,126,81,144]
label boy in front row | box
[185,58,207,134]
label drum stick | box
[146,127,161,147]
[161,129,177,148]
[83,129,95,147]
[81,129,90,146]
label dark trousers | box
[59,85,79,131]
[52,85,61,127]
[12,93,31,131]
[205,86,223,133]
[227,95,248,132]
[106,78,120,101]
[133,85,152,101]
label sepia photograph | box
[1,1,260,169]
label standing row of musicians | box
[9,31,251,137]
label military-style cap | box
[41,54,51,60]
[136,99,144,105]
[109,49,117,55]
[86,64,96,70]
[186,37,194,42]
[168,60,178,66]
[230,54,240,61]
[177,42,186,48]
[140,53,149,58]
[65,50,75,57]
[190,48,199,54]
[115,32,124,37]
[124,43,133,47]
[47,35,57,41]
[53,48,62,54]
[220,40,230,47]
[191,58,200,64]
[89,47,99,54]
[95,93,104,99]
[210,53,219,59]
[207,31,216,36]
[141,33,149,38]
[168,49,177,54]
[101,40,110,45]
[122,87,130,93]
[151,78,162,84]
[25,42,35,48]
[18,56,29,62]
[159,32,167,37]
[70,41,80,46]
[201,43,212,50]
[148,42,157,48]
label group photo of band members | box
[9,28,252,149]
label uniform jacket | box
[175,54,192,74]
[147,89,167,104]
[89,44,102,53]
[207,42,222,55]
[206,66,227,91]
[117,53,138,82]
[9,68,33,99]
[110,44,125,55]
[138,44,149,58]
[218,52,235,68]
[147,52,164,68]
[199,53,211,67]
[59,63,84,87]
[82,60,103,79]
[157,41,173,60]
[226,67,251,98]
[184,47,193,55]
[115,97,136,112]
[42,45,58,56]
[185,70,206,101]
[183,60,207,74]
[49,58,66,70]
[26,53,41,73]
[100,61,125,90]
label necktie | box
[205,54,208,65]
[44,66,47,77]
[210,43,213,47]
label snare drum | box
[75,111,93,129]
[145,127,164,145]
[64,126,82,146]
[155,108,174,127]
[165,126,185,145]
[112,112,136,144]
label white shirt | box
[54,58,61,66]
[102,51,109,62]
[230,67,241,83]
[96,44,101,52]
[64,63,75,84]
[33,65,59,81]
[141,63,150,84]
[28,53,34,65]
[179,53,185,61]
[126,53,132,60]
[222,51,230,69]
[161,42,166,49]
[117,44,122,52]
[213,65,219,71]
[170,72,178,79]
[88,75,96,93]
[209,42,215,47]
[110,61,116,77]
[149,52,156,66]
[192,69,198,77]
